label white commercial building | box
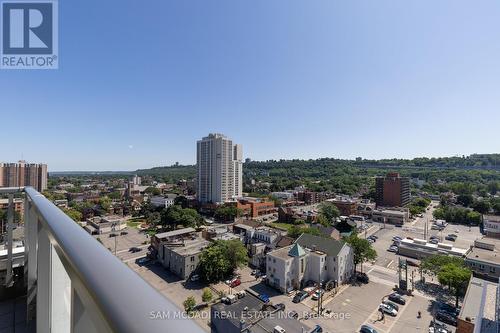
[150,194,177,208]
[266,234,354,293]
[484,215,500,239]
[196,133,242,203]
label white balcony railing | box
[0,187,204,333]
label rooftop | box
[288,243,306,257]
[295,233,346,257]
[168,238,210,256]
[156,227,196,239]
[484,215,500,223]
[211,292,311,333]
[269,245,295,260]
[466,238,500,266]
[400,238,469,256]
[458,277,498,333]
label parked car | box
[382,300,399,311]
[221,294,237,304]
[438,303,460,316]
[129,246,141,253]
[429,321,449,333]
[230,279,241,288]
[137,257,150,265]
[379,303,397,316]
[429,239,439,244]
[436,311,457,326]
[360,325,379,333]
[293,291,309,303]
[275,303,285,311]
[311,289,324,300]
[388,293,406,305]
[392,236,402,241]
[120,231,128,235]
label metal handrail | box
[4,187,205,333]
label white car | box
[379,303,398,316]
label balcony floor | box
[0,297,34,333]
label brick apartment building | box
[296,191,330,205]
[229,198,275,219]
[328,198,358,216]
[375,172,410,207]
[0,161,48,192]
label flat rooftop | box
[268,245,294,260]
[167,239,209,256]
[467,246,500,266]
[211,292,310,333]
[459,277,498,333]
[156,227,196,239]
[400,238,469,256]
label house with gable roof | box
[265,233,354,293]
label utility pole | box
[112,222,117,255]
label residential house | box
[266,234,354,293]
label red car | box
[230,279,241,288]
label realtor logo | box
[1,1,58,69]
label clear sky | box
[1,0,500,171]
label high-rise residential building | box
[0,161,48,192]
[196,133,242,203]
[375,172,410,207]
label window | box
[190,256,195,262]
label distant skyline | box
[1,0,500,171]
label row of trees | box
[433,206,482,225]
[408,197,431,216]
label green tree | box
[456,194,474,207]
[201,288,213,303]
[437,263,471,308]
[98,196,112,211]
[183,296,196,313]
[472,200,491,214]
[199,240,248,282]
[160,205,203,230]
[63,208,83,222]
[345,233,377,273]
[318,202,340,222]
[145,187,161,196]
[214,206,243,221]
[420,255,465,277]
[287,225,321,239]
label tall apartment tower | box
[0,161,48,192]
[196,133,242,203]
[375,172,410,207]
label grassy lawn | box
[126,219,144,228]
[270,222,294,231]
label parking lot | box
[92,226,150,262]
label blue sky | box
[1,0,500,171]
